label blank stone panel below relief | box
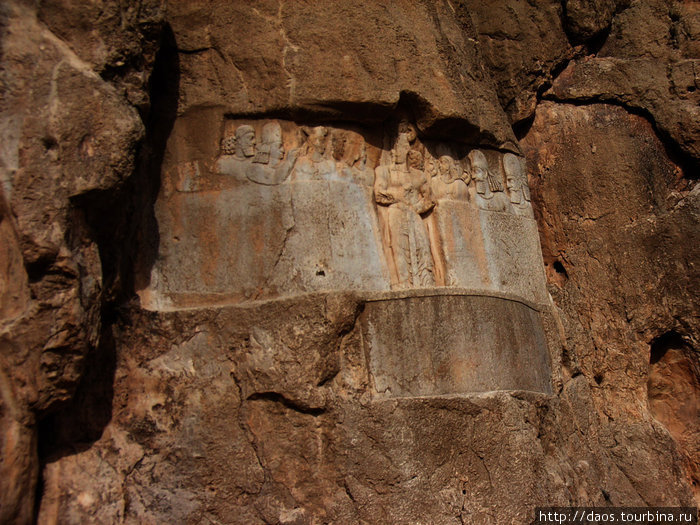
[362,295,552,397]
[139,116,547,309]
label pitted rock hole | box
[648,331,700,503]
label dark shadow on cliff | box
[34,22,179,489]
[225,91,493,149]
[131,23,179,297]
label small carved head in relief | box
[438,155,460,183]
[424,154,437,178]
[503,153,522,191]
[407,149,424,170]
[234,125,256,158]
[303,126,328,155]
[392,122,416,164]
[397,121,417,142]
[261,122,284,164]
[460,159,472,185]
[503,153,529,202]
[468,150,488,182]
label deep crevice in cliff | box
[246,392,327,416]
[32,23,180,518]
[647,330,700,502]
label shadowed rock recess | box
[0,0,698,523]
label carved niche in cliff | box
[138,114,552,396]
[141,116,546,310]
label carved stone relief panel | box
[140,115,545,309]
[503,152,534,218]
[362,294,552,397]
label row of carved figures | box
[214,121,532,216]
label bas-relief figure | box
[503,152,534,218]
[430,155,469,201]
[174,161,201,192]
[247,122,298,185]
[425,152,491,287]
[469,149,510,213]
[215,124,256,181]
[216,122,297,185]
[374,124,435,288]
[291,126,336,181]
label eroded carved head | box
[261,122,284,164]
[424,154,437,178]
[469,150,488,182]
[503,153,522,191]
[408,149,423,170]
[503,153,530,203]
[391,122,416,164]
[438,155,460,183]
[304,126,328,154]
[235,125,256,158]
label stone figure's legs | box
[425,210,447,286]
[387,205,412,287]
[409,211,435,287]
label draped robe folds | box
[375,163,435,288]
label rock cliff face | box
[0,0,697,523]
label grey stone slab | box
[362,294,552,397]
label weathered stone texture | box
[0,0,698,523]
[521,100,699,505]
[463,0,573,124]
[141,115,546,309]
[35,297,693,523]
[166,0,516,146]
[563,0,631,42]
[0,0,164,521]
[546,0,700,162]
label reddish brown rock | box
[0,0,698,523]
[546,0,700,162]
[0,0,163,520]
[521,100,699,505]
[166,0,516,146]
[648,332,700,504]
[463,0,573,124]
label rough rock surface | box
[0,0,698,523]
[546,0,700,163]
[563,0,631,43]
[0,1,164,522]
[521,100,699,506]
[166,0,516,146]
[463,0,573,125]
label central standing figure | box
[374,122,435,288]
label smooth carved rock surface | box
[142,117,547,309]
[363,294,552,397]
